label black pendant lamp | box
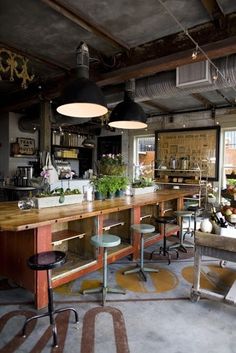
[108,80,147,129]
[57,42,108,118]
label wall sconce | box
[57,42,108,118]
[0,48,34,88]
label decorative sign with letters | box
[17,137,35,155]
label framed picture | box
[155,126,220,180]
[17,137,35,155]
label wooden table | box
[0,189,190,309]
[191,231,236,304]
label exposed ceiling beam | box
[191,93,214,108]
[96,35,236,87]
[0,41,70,72]
[142,100,170,113]
[215,89,236,106]
[40,0,130,51]
[201,0,225,28]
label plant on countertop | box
[36,188,81,204]
[132,177,154,188]
[98,153,126,176]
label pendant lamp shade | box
[57,42,108,118]
[108,92,147,129]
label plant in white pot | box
[132,177,156,195]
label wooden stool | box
[151,216,178,264]
[124,224,159,281]
[22,251,79,348]
[169,210,194,252]
[83,234,125,305]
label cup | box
[18,198,35,210]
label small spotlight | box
[212,70,218,82]
[192,45,198,60]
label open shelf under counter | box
[52,251,96,281]
[52,229,85,246]
[102,219,125,231]
[108,242,133,257]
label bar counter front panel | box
[0,189,190,309]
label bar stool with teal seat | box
[168,210,194,252]
[83,234,125,305]
[124,224,159,281]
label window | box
[133,135,155,179]
[223,130,236,176]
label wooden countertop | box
[0,189,191,231]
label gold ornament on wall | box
[0,48,34,88]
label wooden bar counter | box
[0,189,190,308]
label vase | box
[200,218,213,233]
[94,191,105,200]
[107,192,115,199]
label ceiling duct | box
[105,54,236,107]
[176,61,212,88]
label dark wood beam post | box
[40,101,51,153]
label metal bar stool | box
[151,216,178,264]
[123,224,159,281]
[22,251,79,348]
[83,234,125,305]
[169,210,194,252]
[187,205,204,236]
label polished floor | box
[0,236,236,353]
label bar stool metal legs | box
[22,251,79,348]
[124,224,159,281]
[83,234,125,305]
[124,231,159,281]
[169,211,194,253]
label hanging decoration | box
[0,48,34,89]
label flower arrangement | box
[99,154,126,176]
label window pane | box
[134,136,155,179]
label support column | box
[40,101,51,154]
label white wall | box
[0,112,39,178]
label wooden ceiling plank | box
[40,0,130,51]
[191,93,214,108]
[96,35,236,86]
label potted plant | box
[34,188,83,208]
[132,177,156,195]
[98,154,126,176]
[91,176,108,200]
[116,176,130,197]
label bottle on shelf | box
[211,206,228,228]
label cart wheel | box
[220,260,227,268]
[190,290,200,303]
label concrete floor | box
[0,235,236,353]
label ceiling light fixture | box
[191,45,198,60]
[82,136,95,148]
[158,0,236,99]
[108,79,147,130]
[56,42,108,118]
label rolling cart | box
[190,231,236,304]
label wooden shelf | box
[103,219,125,231]
[52,251,96,281]
[52,229,85,246]
[108,242,132,256]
